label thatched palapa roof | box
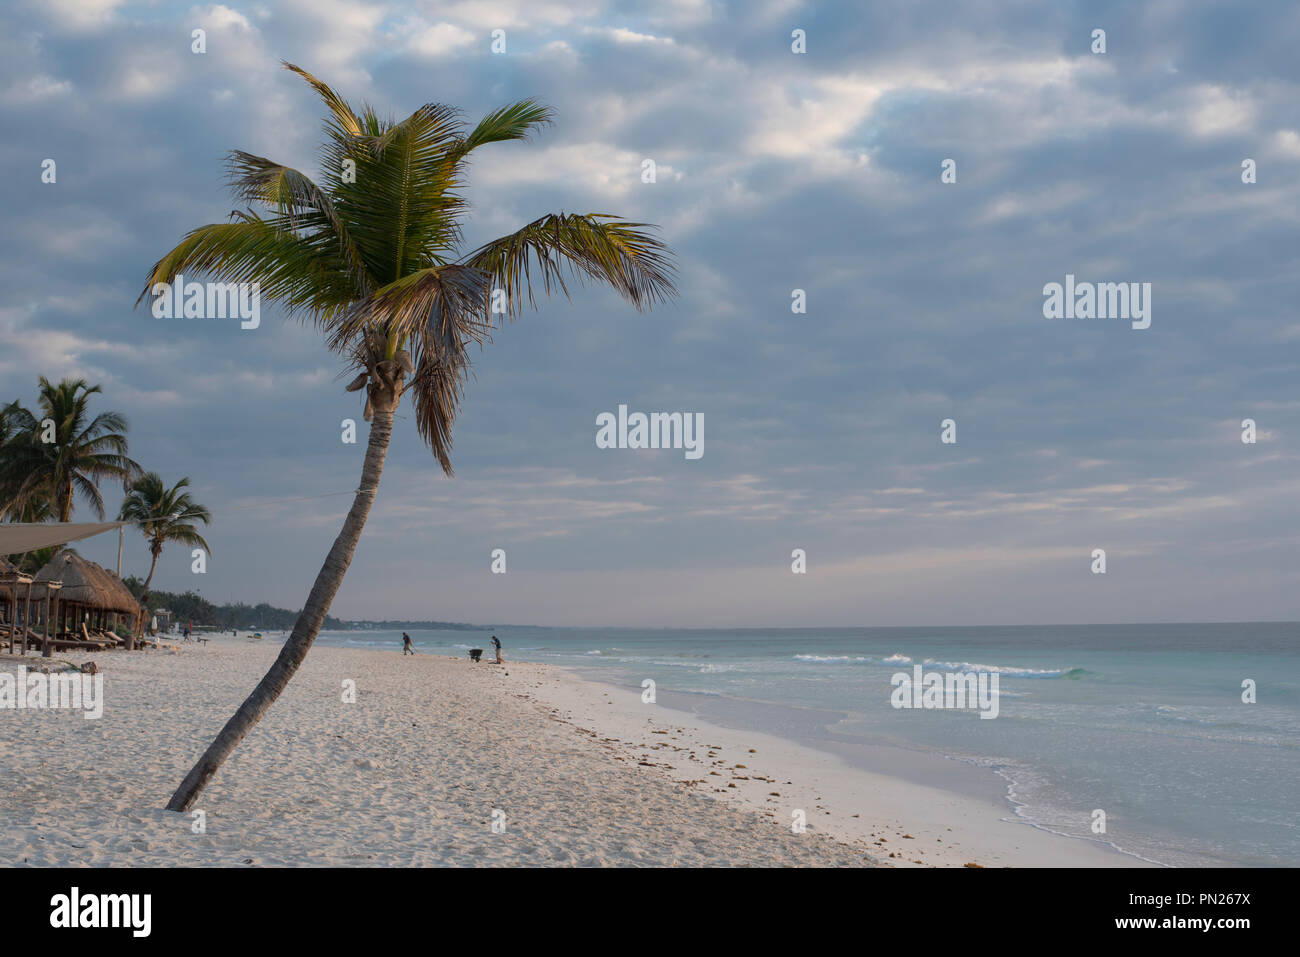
[0,556,32,585]
[35,552,140,613]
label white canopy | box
[0,522,124,554]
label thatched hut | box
[34,552,143,644]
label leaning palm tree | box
[142,62,676,811]
[118,473,212,607]
[0,378,140,522]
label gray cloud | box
[0,0,1295,624]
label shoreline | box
[525,661,1153,868]
[0,635,1153,866]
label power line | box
[223,488,378,510]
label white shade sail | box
[0,522,124,554]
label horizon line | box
[326,618,1300,631]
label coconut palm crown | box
[118,472,212,605]
[140,62,675,471]
[0,377,140,522]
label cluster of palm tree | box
[0,376,211,610]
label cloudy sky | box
[2,0,1297,627]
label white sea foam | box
[921,658,1080,678]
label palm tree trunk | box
[141,550,160,601]
[131,551,162,649]
[165,405,396,812]
[58,479,72,523]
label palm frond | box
[459,213,677,319]
[71,472,106,520]
[409,353,470,475]
[334,103,469,282]
[165,526,212,553]
[136,219,361,323]
[327,264,492,354]
[281,61,363,137]
[225,151,370,291]
[330,265,491,472]
[451,99,554,161]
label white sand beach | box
[0,637,1146,867]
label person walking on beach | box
[402,632,414,655]
[491,635,502,664]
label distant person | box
[491,635,502,664]
[184,621,192,642]
[402,632,414,656]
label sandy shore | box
[530,664,1149,867]
[0,637,1145,867]
[1,638,871,866]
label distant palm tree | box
[118,473,212,607]
[4,497,54,571]
[18,543,70,576]
[141,62,676,811]
[0,378,140,522]
[1,399,32,522]
[0,399,18,445]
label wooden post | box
[42,591,52,658]
[22,580,33,655]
